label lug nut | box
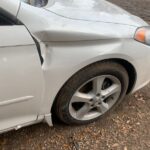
[102,96,105,99]
[96,93,100,97]
[89,99,93,102]
[91,104,94,107]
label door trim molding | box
[0,96,34,106]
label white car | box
[0,0,150,133]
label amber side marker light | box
[135,28,146,43]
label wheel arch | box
[52,58,137,114]
[104,58,137,94]
[66,58,136,94]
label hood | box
[45,0,147,27]
[18,1,148,42]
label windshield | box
[21,0,48,7]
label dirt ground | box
[0,0,150,150]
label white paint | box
[0,0,149,133]
[0,96,34,106]
[0,0,20,16]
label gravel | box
[0,0,150,150]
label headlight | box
[27,0,48,7]
[134,27,150,45]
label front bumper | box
[123,39,150,93]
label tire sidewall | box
[55,62,129,125]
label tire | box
[53,61,129,125]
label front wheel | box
[54,61,129,125]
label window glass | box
[0,14,14,25]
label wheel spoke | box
[76,104,91,119]
[101,84,121,99]
[93,76,105,94]
[71,92,93,103]
[69,75,122,121]
[97,102,109,113]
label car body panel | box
[0,26,44,130]
[0,0,20,16]
[45,0,147,27]
[0,0,149,133]
[39,39,150,116]
[17,2,147,43]
[0,26,35,47]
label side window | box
[0,9,21,26]
[0,13,14,25]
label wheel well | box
[52,58,136,117]
[104,59,136,94]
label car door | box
[0,14,44,131]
